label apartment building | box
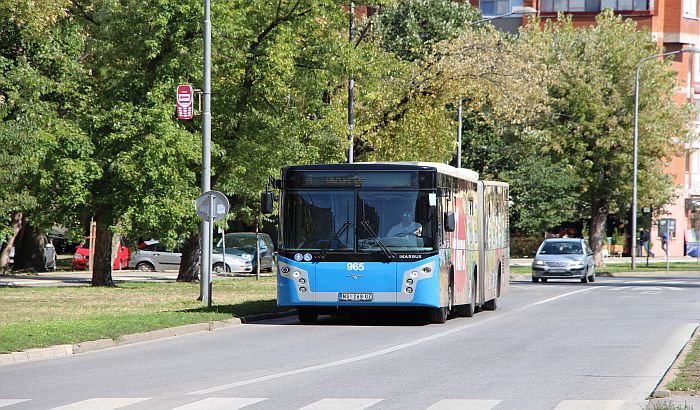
[470,0,699,257]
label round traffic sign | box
[195,190,230,222]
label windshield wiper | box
[319,220,352,259]
[360,220,396,259]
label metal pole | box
[255,228,261,281]
[457,99,463,168]
[665,222,670,273]
[631,63,641,270]
[208,195,214,307]
[347,2,355,164]
[200,0,212,303]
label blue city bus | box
[262,162,509,323]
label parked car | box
[71,238,130,270]
[531,238,595,283]
[128,240,182,272]
[5,243,56,270]
[212,232,276,274]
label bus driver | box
[387,210,422,237]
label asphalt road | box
[2,274,700,410]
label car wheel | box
[297,307,318,323]
[213,263,230,274]
[581,274,588,283]
[532,277,539,283]
[541,278,548,283]
[136,262,155,272]
[589,268,595,282]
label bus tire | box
[427,306,447,324]
[454,304,473,317]
[483,297,497,311]
[297,307,318,323]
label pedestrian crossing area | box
[0,397,644,410]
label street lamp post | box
[631,47,697,270]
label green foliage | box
[517,12,691,247]
[0,2,98,237]
[377,0,480,61]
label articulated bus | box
[264,162,509,323]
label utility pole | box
[347,2,355,163]
[457,100,462,168]
[200,0,212,303]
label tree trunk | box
[589,196,609,267]
[177,232,200,282]
[13,224,47,272]
[0,212,24,274]
[91,221,114,286]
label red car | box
[71,238,130,270]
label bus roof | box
[283,162,479,182]
[481,180,509,188]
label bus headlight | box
[405,287,413,293]
[299,278,306,284]
[410,271,419,278]
[299,287,307,292]
[293,271,300,278]
[406,278,414,285]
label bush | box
[510,235,543,257]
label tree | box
[0,1,98,272]
[520,12,693,265]
[79,0,203,285]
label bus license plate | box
[338,292,373,302]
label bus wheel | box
[427,306,447,324]
[483,297,497,311]
[297,307,318,323]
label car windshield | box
[539,241,583,255]
[216,234,258,255]
[281,190,435,252]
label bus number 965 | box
[347,262,365,271]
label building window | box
[541,0,649,11]
[684,0,698,17]
[659,218,677,238]
[481,0,523,16]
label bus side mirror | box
[261,192,274,214]
[444,212,456,232]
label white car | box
[211,247,254,274]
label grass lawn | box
[666,333,700,392]
[0,277,279,354]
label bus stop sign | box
[195,190,229,222]
[176,85,194,120]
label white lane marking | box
[49,398,149,410]
[188,287,598,395]
[0,400,30,408]
[427,399,501,410]
[297,398,382,410]
[531,288,595,306]
[554,400,625,409]
[170,398,267,409]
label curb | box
[0,309,296,366]
[652,324,700,398]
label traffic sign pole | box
[208,194,214,307]
[200,0,212,304]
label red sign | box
[176,85,194,119]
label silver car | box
[129,240,182,272]
[531,238,595,283]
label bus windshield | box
[282,190,435,252]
